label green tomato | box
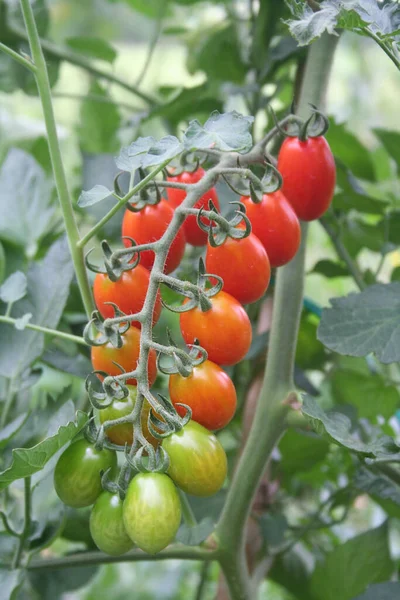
[162,420,227,497]
[54,438,117,508]
[90,491,133,556]
[123,473,181,554]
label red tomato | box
[166,168,220,246]
[122,200,186,273]
[241,191,301,267]
[277,136,336,221]
[91,325,157,386]
[180,291,252,366]
[93,265,162,325]
[169,359,237,430]
[205,231,270,304]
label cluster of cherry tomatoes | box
[54,131,335,556]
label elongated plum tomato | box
[93,265,162,325]
[122,199,186,273]
[54,439,117,508]
[90,491,133,556]
[91,325,157,386]
[123,473,181,554]
[99,385,159,448]
[166,167,220,246]
[205,231,270,304]
[241,191,301,267]
[162,421,227,497]
[277,136,336,221]
[180,291,252,366]
[169,360,237,430]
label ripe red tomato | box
[180,291,252,366]
[169,360,237,430]
[166,168,220,246]
[122,199,186,273]
[91,325,157,386]
[93,265,162,325]
[162,420,227,497]
[54,439,117,508]
[277,136,336,221]
[90,491,133,556]
[241,191,301,267]
[205,231,270,304]
[99,385,159,448]
[123,472,181,554]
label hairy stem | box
[0,41,36,71]
[0,315,87,346]
[18,0,94,317]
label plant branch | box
[363,29,400,72]
[0,41,36,71]
[12,477,32,569]
[134,2,166,87]
[0,315,87,346]
[18,0,95,317]
[179,491,198,527]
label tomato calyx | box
[197,200,252,248]
[298,106,330,141]
[157,333,208,377]
[125,167,163,211]
[164,151,204,178]
[83,307,130,348]
[222,162,282,205]
[147,393,191,441]
[85,240,141,283]
[85,371,130,410]
[126,444,171,475]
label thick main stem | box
[19,0,94,317]
[215,33,339,600]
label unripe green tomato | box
[162,421,227,497]
[54,439,117,508]
[123,473,181,554]
[90,491,133,556]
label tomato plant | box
[205,231,271,304]
[162,420,227,496]
[54,439,117,508]
[277,136,336,222]
[166,167,220,246]
[169,359,237,430]
[122,200,186,273]
[122,473,181,554]
[90,491,134,556]
[180,291,252,366]
[91,325,157,386]
[241,191,301,267]
[93,266,162,324]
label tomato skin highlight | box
[169,360,237,430]
[205,232,270,304]
[241,191,301,267]
[93,266,162,326]
[54,439,117,508]
[122,200,186,274]
[162,421,227,497]
[180,291,252,366]
[91,325,157,386]
[166,168,220,246]
[99,385,159,448]
[277,136,336,221]
[90,491,134,556]
[123,473,181,554]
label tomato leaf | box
[66,37,117,63]
[352,582,400,600]
[0,271,27,303]
[310,522,393,600]
[183,110,254,153]
[0,568,25,600]
[353,468,400,517]
[279,429,330,474]
[78,81,121,154]
[176,517,214,546]
[78,185,112,208]
[374,128,400,173]
[318,283,400,364]
[0,413,29,449]
[0,409,88,491]
[115,136,183,171]
[327,119,375,181]
[311,260,349,279]
[302,396,400,459]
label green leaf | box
[183,111,254,153]
[302,396,400,458]
[0,271,27,303]
[187,24,247,84]
[116,136,183,172]
[0,149,56,253]
[327,121,375,181]
[296,313,328,370]
[176,517,214,546]
[245,332,269,360]
[354,468,400,518]
[0,568,25,600]
[312,260,349,279]
[341,217,385,256]
[391,266,400,282]
[279,428,330,474]
[122,0,164,17]
[0,238,75,379]
[353,582,400,600]
[66,37,117,63]
[0,410,88,491]
[78,185,112,207]
[310,522,393,600]
[331,370,400,420]
[285,1,339,46]
[318,283,400,364]
[269,548,311,600]
[259,513,288,551]
[0,413,29,449]
[374,129,400,173]
[78,81,121,154]
[148,83,223,126]
[29,565,99,600]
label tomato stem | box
[0,315,88,347]
[179,491,198,528]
